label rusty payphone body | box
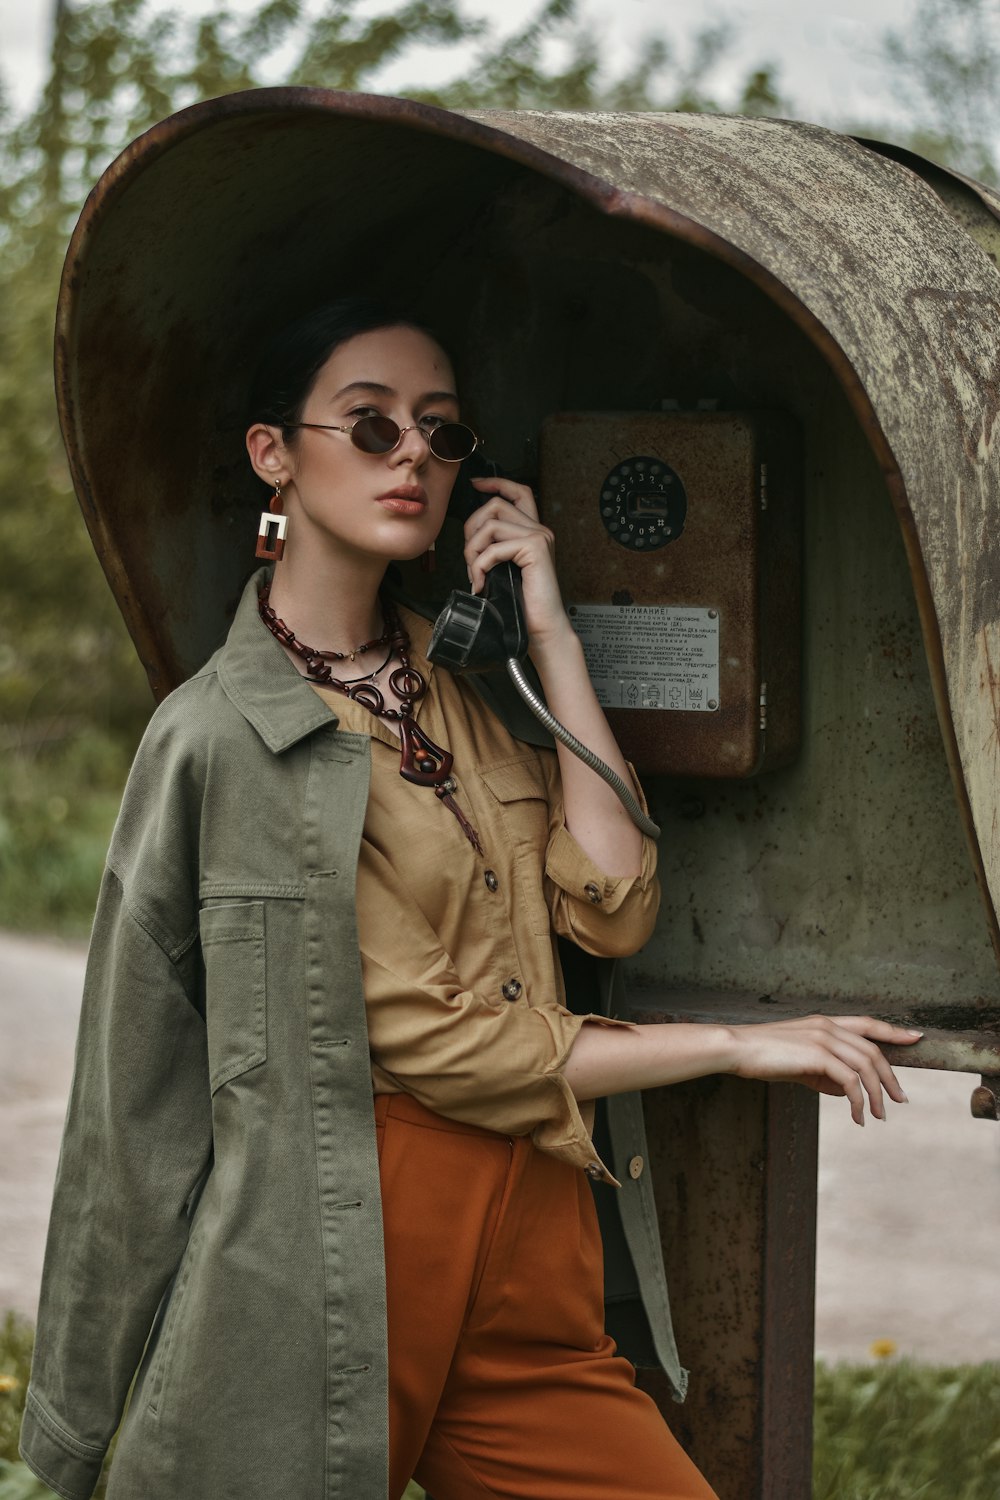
[57,92,1000,1497]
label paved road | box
[3,930,999,1363]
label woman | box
[20,298,921,1500]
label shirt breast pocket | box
[199,901,268,1093]
[478,756,553,938]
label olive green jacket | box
[19,567,685,1500]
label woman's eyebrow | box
[330,380,459,404]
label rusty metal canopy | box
[56,89,1000,950]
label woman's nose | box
[391,424,431,466]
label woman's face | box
[258,324,461,566]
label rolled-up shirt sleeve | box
[538,751,661,956]
[362,845,632,1184]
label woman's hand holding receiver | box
[463,474,648,879]
[564,1015,924,1126]
[463,474,571,650]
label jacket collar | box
[215,566,352,754]
[213,564,553,755]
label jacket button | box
[501,977,522,1001]
[585,1162,603,1181]
[584,882,603,904]
[628,1155,644,1180]
[484,869,499,892]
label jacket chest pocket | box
[478,757,552,938]
[199,902,268,1093]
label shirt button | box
[484,869,499,892]
[584,882,603,904]
[628,1155,644,1180]
[585,1162,603,1181]
[501,978,522,1001]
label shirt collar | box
[214,565,439,755]
[214,563,551,755]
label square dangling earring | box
[256,482,287,561]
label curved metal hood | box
[56,89,1000,946]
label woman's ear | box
[246,422,289,488]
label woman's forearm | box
[564,1020,735,1102]
[564,1013,924,1126]
[529,624,646,877]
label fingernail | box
[900,1090,909,1103]
[906,1029,924,1037]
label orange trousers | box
[375,1092,719,1500]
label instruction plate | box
[568,604,720,712]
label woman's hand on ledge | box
[723,1013,923,1126]
[564,1014,923,1126]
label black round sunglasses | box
[283,414,481,463]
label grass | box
[812,1357,1000,1499]
[0,732,132,938]
[3,1311,999,1498]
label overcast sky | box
[0,0,918,138]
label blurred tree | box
[881,0,999,183]
[0,0,785,754]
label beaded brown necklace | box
[258,581,484,856]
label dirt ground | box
[3,928,998,1363]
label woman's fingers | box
[821,1054,869,1125]
[463,511,555,594]
[465,508,551,556]
[824,1015,924,1045]
[817,1016,918,1109]
[822,1035,895,1120]
[731,1013,921,1127]
[810,1022,908,1115]
[467,474,539,519]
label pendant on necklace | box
[398,717,453,786]
[397,718,483,856]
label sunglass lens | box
[428,423,478,461]
[352,415,401,454]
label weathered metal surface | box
[852,136,1000,269]
[538,409,801,777]
[970,1075,1000,1119]
[456,107,1000,968]
[629,994,1000,1076]
[627,361,1000,1013]
[56,89,1000,972]
[55,91,1000,1500]
[639,1079,818,1499]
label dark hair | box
[244,297,449,436]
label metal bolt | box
[970,1075,1000,1120]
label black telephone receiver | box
[426,449,660,838]
[427,452,529,672]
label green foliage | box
[0,0,993,938]
[2,1307,999,1500]
[0,729,134,937]
[0,0,786,941]
[881,0,1000,184]
[813,1358,1000,1499]
[0,1313,33,1471]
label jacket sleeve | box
[19,749,213,1499]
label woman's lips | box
[376,487,427,516]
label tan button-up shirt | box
[309,604,658,1185]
